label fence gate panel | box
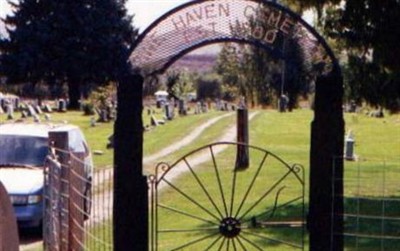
[149,142,305,250]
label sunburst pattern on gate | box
[149,142,305,250]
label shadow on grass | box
[156,202,306,250]
[344,197,400,251]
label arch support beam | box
[113,73,148,251]
[309,69,344,251]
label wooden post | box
[44,156,62,251]
[309,69,344,251]
[114,73,148,250]
[69,153,85,251]
[235,107,249,171]
[49,131,70,251]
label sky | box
[1,0,314,31]
[126,0,192,31]
[0,0,192,31]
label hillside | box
[170,54,217,73]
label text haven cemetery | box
[132,1,330,70]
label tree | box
[215,4,313,109]
[165,69,196,100]
[0,0,138,109]
[324,0,400,111]
[196,74,222,101]
[215,43,242,100]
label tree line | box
[0,0,137,109]
[0,0,399,112]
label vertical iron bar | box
[381,160,386,251]
[210,146,229,217]
[183,157,224,218]
[356,160,361,250]
[230,169,238,218]
[234,152,268,218]
[218,237,226,251]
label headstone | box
[150,115,159,126]
[178,100,187,115]
[224,102,228,111]
[14,98,20,111]
[95,107,102,118]
[0,100,5,111]
[106,134,114,149]
[165,104,174,120]
[370,110,384,118]
[33,114,40,122]
[0,182,19,251]
[27,105,37,117]
[215,100,222,111]
[195,103,201,114]
[35,105,43,114]
[100,109,108,122]
[94,150,104,155]
[347,101,357,113]
[90,117,96,127]
[107,105,115,121]
[344,131,355,161]
[0,106,3,114]
[44,104,53,113]
[58,99,67,112]
[278,94,289,112]
[201,103,208,113]
[6,105,14,120]
[20,110,28,118]
[5,104,13,114]
[45,113,51,121]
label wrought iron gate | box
[149,142,305,250]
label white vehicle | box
[0,122,93,229]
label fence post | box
[49,132,70,251]
[235,107,249,171]
[44,156,63,251]
[114,73,148,251]
[309,69,344,251]
[69,153,85,251]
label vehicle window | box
[68,129,86,153]
[0,135,48,167]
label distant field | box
[0,107,234,169]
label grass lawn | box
[150,109,399,250]
[0,108,234,170]
[3,106,399,250]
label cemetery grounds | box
[1,106,399,250]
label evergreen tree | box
[0,0,138,109]
[324,0,400,111]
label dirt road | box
[19,111,260,250]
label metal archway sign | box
[114,1,344,250]
[130,0,337,77]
